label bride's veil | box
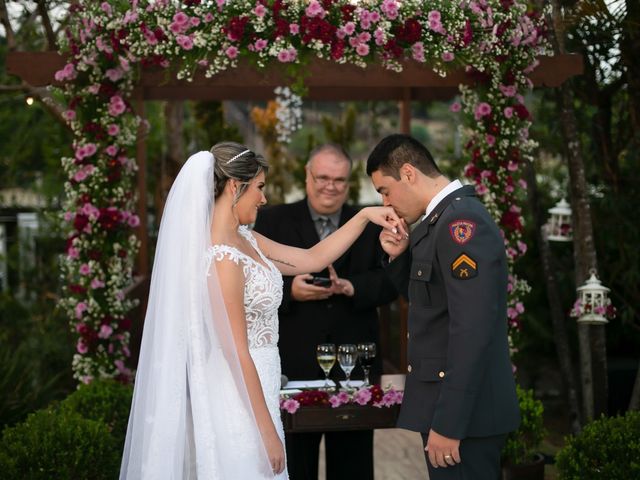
[120,151,272,479]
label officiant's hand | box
[327,265,354,297]
[425,429,461,468]
[291,274,332,301]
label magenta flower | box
[254,4,266,18]
[107,124,120,136]
[79,263,92,276]
[173,12,189,25]
[54,63,77,82]
[67,247,80,259]
[106,145,118,157]
[504,107,514,119]
[204,12,214,23]
[428,10,441,22]
[108,96,126,117]
[91,278,105,289]
[474,102,492,120]
[449,102,461,113]
[500,84,517,97]
[98,324,113,339]
[343,22,356,35]
[356,44,370,56]
[486,134,495,146]
[476,183,489,196]
[77,339,89,354]
[128,215,141,228]
[225,46,238,59]
[305,0,325,18]
[100,2,112,16]
[75,302,88,320]
[177,35,194,50]
[441,52,455,62]
[254,39,268,51]
[381,0,399,20]
[518,178,528,189]
[289,23,299,35]
[63,110,76,121]
[353,388,372,405]
[281,398,300,414]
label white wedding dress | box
[207,225,289,480]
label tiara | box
[227,149,251,164]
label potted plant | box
[501,385,546,480]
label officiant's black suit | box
[254,198,397,480]
[385,185,520,479]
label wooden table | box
[282,404,400,433]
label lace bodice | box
[206,226,283,349]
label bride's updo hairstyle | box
[211,142,269,204]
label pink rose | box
[128,215,141,228]
[504,107,514,119]
[486,134,495,146]
[67,247,80,259]
[79,263,92,276]
[225,46,238,59]
[474,102,492,120]
[75,302,88,319]
[428,10,441,22]
[91,278,105,289]
[98,324,113,339]
[105,68,124,82]
[281,398,300,414]
[356,44,370,56]
[76,339,89,354]
[441,52,455,62]
[289,24,299,35]
[108,95,126,117]
[177,35,194,50]
[173,11,189,25]
[254,39,268,51]
[100,2,112,15]
[343,22,356,35]
[254,4,266,17]
[107,124,120,136]
[449,102,461,112]
[106,145,118,156]
[63,110,76,121]
[305,0,325,18]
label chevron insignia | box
[451,253,477,280]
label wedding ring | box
[444,454,452,459]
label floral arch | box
[50,0,552,383]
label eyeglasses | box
[309,170,349,190]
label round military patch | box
[449,220,476,245]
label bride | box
[120,143,405,479]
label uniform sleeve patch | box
[449,220,476,245]
[451,253,478,280]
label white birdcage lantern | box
[574,270,612,324]
[546,198,572,241]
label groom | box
[367,134,520,479]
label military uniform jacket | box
[385,185,520,439]
[253,199,398,380]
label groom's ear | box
[399,163,416,183]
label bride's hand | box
[360,206,408,238]
[265,431,286,475]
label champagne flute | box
[357,342,377,387]
[316,343,336,389]
[337,344,357,389]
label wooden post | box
[397,88,412,373]
[134,93,149,278]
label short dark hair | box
[366,134,440,180]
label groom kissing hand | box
[367,134,520,479]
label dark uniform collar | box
[410,185,476,249]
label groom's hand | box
[425,429,461,468]
[379,219,409,261]
[291,274,332,301]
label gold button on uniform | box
[438,371,445,378]
[407,365,412,373]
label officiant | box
[254,144,397,480]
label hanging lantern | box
[574,270,613,324]
[546,198,572,241]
